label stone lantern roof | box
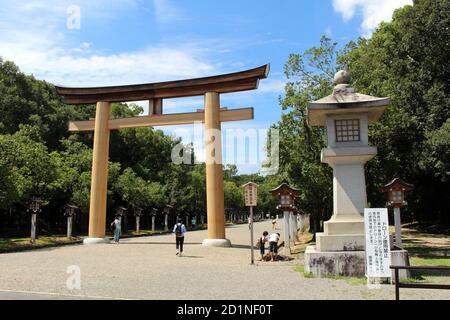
[307,70,390,126]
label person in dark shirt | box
[173,218,187,257]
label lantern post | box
[28,196,43,244]
[151,208,158,232]
[270,181,299,254]
[134,207,143,233]
[381,178,414,249]
[65,205,78,238]
[163,205,173,232]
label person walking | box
[248,216,252,230]
[111,215,121,244]
[173,218,187,257]
[259,231,269,261]
[268,232,280,262]
[271,219,277,230]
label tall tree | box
[275,36,338,235]
[340,0,450,225]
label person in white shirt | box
[111,215,121,244]
[268,233,280,261]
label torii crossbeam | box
[56,64,270,247]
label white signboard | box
[364,208,391,278]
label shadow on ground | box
[119,242,203,246]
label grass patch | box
[294,265,306,274]
[293,265,365,283]
[405,245,449,259]
[322,274,367,285]
[0,236,82,253]
[346,277,368,285]
[407,257,450,281]
[410,257,450,267]
[294,265,314,278]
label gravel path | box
[0,221,448,300]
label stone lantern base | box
[304,246,410,278]
[304,246,366,276]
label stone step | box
[324,220,365,235]
[316,232,365,252]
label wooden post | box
[395,268,400,300]
[203,92,230,247]
[152,215,156,232]
[250,206,254,265]
[85,101,111,244]
[149,98,163,116]
[394,207,403,248]
[164,214,168,231]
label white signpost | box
[243,182,258,265]
[364,208,392,282]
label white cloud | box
[152,0,184,25]
[257,78,286,94]
[332,0,413,36]
[0,1,278,174]
[0,0,215,87]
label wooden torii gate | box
[55,64,270,247]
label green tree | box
[224,180,243,211]
[0,125,58,199]
[340,0,450,225]
[114,168,155,209]
[0,58,95,150]
[275,36,337,234]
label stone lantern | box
[270,181,300,253]
[381,178,414,248]
[134,207,143,233]
[163,205,173,231]
[64,204,79,238]
[305,70,390,276]
[28,196,43,243]
[151,208,158,232]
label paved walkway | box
[0,221,448,300]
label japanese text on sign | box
[244,184,257,207]
[364,208,391,278]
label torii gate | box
[55,65,270,247]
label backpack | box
[175,224,183,237]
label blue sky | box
[0,0,412,174]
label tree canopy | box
[272,0,449,229]
[0,0,448,236]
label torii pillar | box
[202,92,230,247]
[84,101,111,244]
